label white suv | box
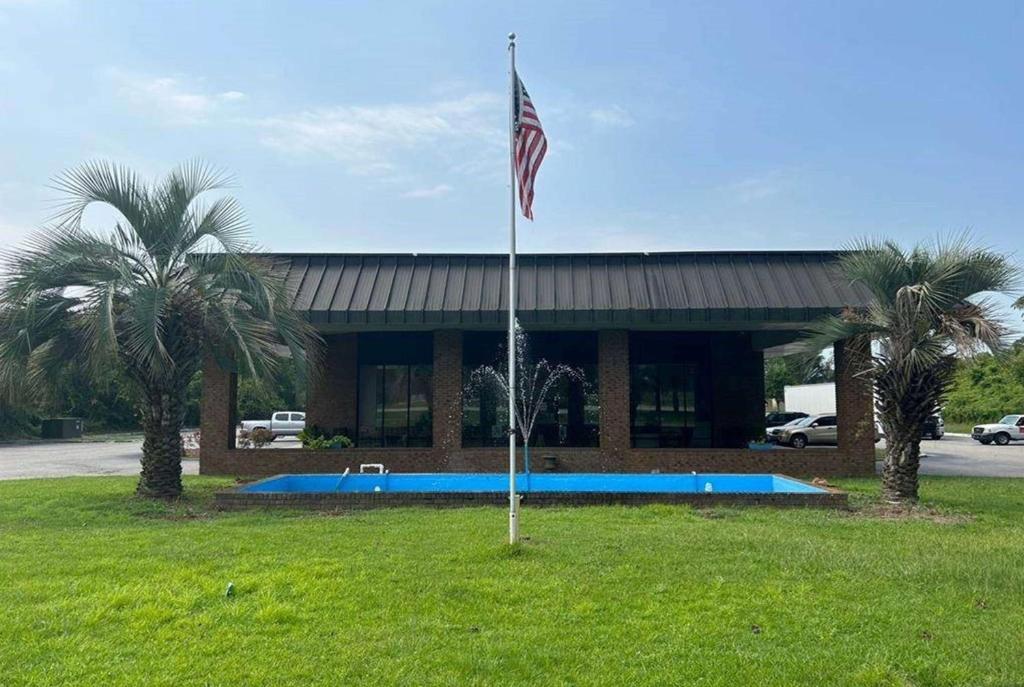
[971,415,1024,445]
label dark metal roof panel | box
[278,251,870,325]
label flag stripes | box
[513,72,547,220]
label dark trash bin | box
[40,418,83,439]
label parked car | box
[971,415,1024,445]
[767,417,809,443]
[239,411,306,439]
[765,411,808,428]
[922,415,944,440]
[776,413,837,449]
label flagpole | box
[506,31,519,545]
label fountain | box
[465,321,586,475]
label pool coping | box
[214,473,848,511]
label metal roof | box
[272,251,871,329]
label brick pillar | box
[199,352,237,473]
[306,334,358,437]
[835,335,875,474]
[433,330,463,451]
[598,330,631,453]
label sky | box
[1,0,1022,271]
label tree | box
[0,161,316,498]
[764,352,834,406]
[804,238,1017,504]
[944,340,1024,424]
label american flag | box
[513,72,547,220]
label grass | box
[2,477,1023,686]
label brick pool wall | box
[215,488,849,511]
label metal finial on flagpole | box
[508,32,516,42]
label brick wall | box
[200,444,869,478]
[432,330,463,453]
[200,330,876,479]
[598,330,630,453]
[305,334,358,434]
[834,335,876,473]
[200,352,237,454]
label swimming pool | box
[216,472,845,510]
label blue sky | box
[1,0,1022,263]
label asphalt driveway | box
[914,433,1024,477]
[0,440,199,481]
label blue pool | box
[238,472,827,495]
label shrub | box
[249,427,275,448]
[235,428,274,449]
[297,427,352,450]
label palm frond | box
[50,161,149,236]
[122,285,172,379]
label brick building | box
[200,251,876,477]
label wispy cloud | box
[253,92,504,176]
[109,70,246,124]
[724,171,791,203]
[401,184,453,199]
[589,105,634,129]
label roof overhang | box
[270,251,870,333]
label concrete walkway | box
[0,440,199,480]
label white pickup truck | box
[971,414,1024,445]
[239,411,306,438]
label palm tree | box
[0,161,317,498]
[804,237,1018,504]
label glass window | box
[273,412,288,422]
[817,416,837,427]
[462,331,598,448]
[356,333,433,448]
[629,333,712,448]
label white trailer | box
[784,382,836,415]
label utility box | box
[40,417,83,439]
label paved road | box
[913,434,1024,477]
[0,435,1021,480]
[0,440,200,480]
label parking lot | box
[914,433,1024,477]
[0,440,200,481]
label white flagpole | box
[507,32,519,545]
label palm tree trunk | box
[137,386,185,498]
[880,429,921,504]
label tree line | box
[0,365,304,439]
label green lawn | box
[2,477,1023,686]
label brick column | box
[598,330,631,453]
[835,335,875,474]
[199,352,237,473]
[432,330,463,451]
[306,334,358,436]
